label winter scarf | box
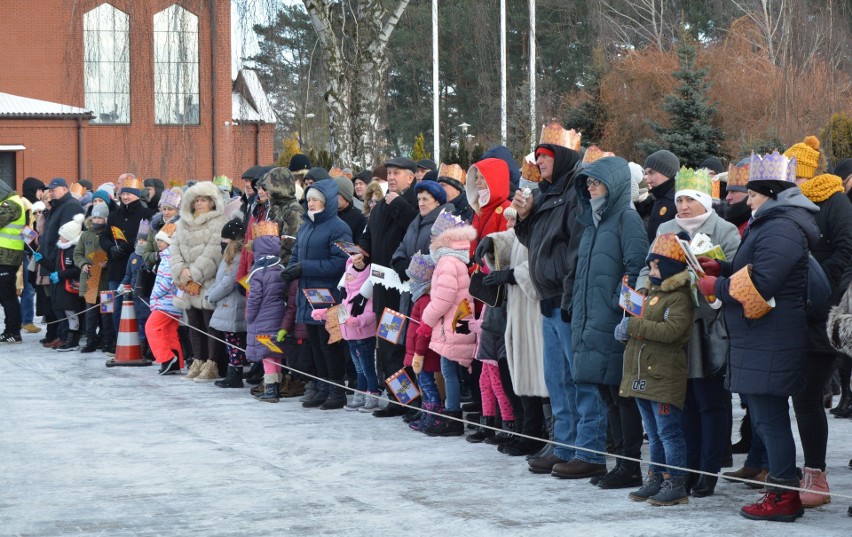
[409,279,431,303]
[674,211,712,236]
[430,246,469,266]
[800,174,844,203]
[590,196,607,227]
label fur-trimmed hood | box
[179,181,225,227]
[430,225,477,253]
[659,269,691,292]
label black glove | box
[560,309,572,323]
[109,245,125,259]
[349,293,368,317]
[482,269,515,287]
[280,263,302,282]
[455,320,471,335]
[474,236,494,266]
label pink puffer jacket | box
[419,225,479,366]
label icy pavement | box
[1,329,851,537]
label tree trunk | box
[303,0,409,167]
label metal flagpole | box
[529,0,536,151]
[500,0,507,145]
[432,0,440,163]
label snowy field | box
[2,326,851,537]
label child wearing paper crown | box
[615,232,695,507]
[245,223,287,403]
[417,211,479,437]
[405,252,442,432]
[146,223,184,375]
[52,214,85,351]
[311,257,380,412]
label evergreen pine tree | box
[411,133,430,161]
[637,32,723,167]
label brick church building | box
[0,0,275,191]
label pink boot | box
[799,467,830,507]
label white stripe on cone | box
[115,298,141,361]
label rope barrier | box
[125,294,848,501]
[40,288,132,326]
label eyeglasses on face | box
[586,178,603,187]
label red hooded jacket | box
[465,158,511,258]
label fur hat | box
[784,136,821,179]
[644,150,680,179]
[91,203,109,219]
[58,214,85,243]
[159,187,182,209]
[155,222,177,245]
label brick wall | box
[0,0,273,190]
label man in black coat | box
[36,178,83,344]
[354,156,418,417]
[333,176,367,244]
[99,175,155,334]
[637,149,680,241]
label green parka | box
[74,219,110,300]
[619,269,695,409]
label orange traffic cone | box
[106,295,152,367]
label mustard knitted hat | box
[783,136,820,179]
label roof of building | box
[232,69,277,124]
[0,92,94,119]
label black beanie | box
[288,154,312,173]
[833,158,852,182]
[644,150,680,179]
[221,218,246,240]
[746,180,796,199]
[698,157,724,175]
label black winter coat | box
[715,189,820,397]
[645,179,676,241]
[338,203,367,245]
[100,199,155,282]
[40,193,83,274]
[52,243,82,311]
[514,144,583,315]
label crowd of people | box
[1,130,852,523]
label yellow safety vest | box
[0,194,26,251]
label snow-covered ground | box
[2,327,851,536]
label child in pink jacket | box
[417,211,479,437]
[312,257,379,412]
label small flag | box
[111,226,127,242]
[21,226,37,244]
[618,278,645,317]
[256,334,283,354]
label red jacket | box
[404,294,440,372]
[466,157,511,258]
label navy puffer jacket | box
[715,188,819,396]
[289,179,352,324]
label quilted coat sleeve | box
[245,271,263,324]
[420,258,462,328]
[628,292,694,343]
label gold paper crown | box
[729,264,773,319]
[582,145,615,165]
[160,222,177,238]
[252,221,279,238]
[437,163,465,184]
[329,166,352,180]
[650,233,687,263]
[727,160,750,188]
[675,167,712,195]
[123,177,143,190]
[539,121,581,151]
[521,153,542,183]
[69,183,86,198]
[783,135,820,179]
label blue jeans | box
[541,308,607,464]
[745,393,797,481]
[108,280,124,332]
[20,256,34,324]
[740,394,769,469]
[440,357,460,411]
[418,371,440,405]
[682,377,729,473]
[636,398,687,476]
[348,337,378,392]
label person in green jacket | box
[615,232,695,507]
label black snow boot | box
[484,420,515,445]
[466,416,496,443]
[215,365,244,388]
[597,459,643,489]
[731,411,752,454]
[57,330,81,352]
[423,410,464,437]
[690,475,718,497]
[320,385,347,410]
[302,382,330,408]
[244,362,264,385]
